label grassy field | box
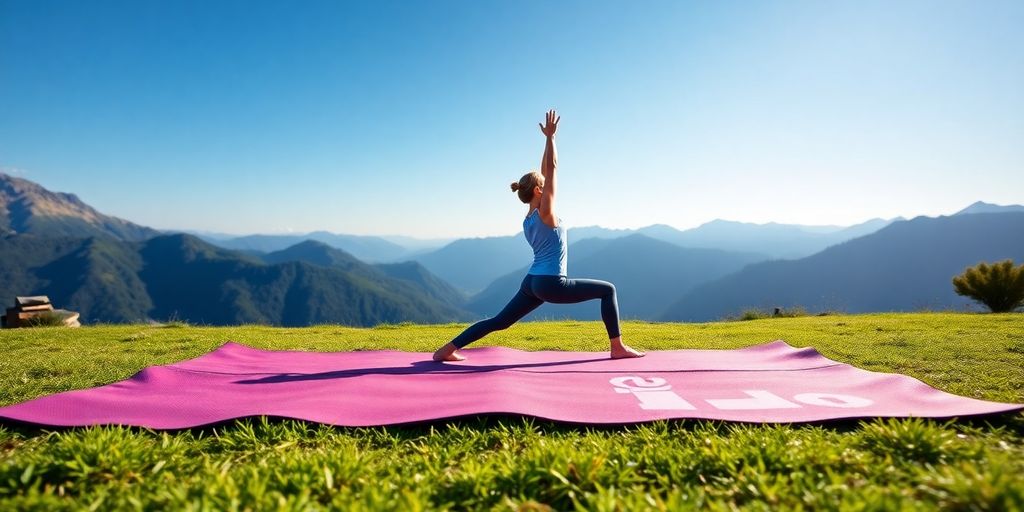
[1,313,1022,510]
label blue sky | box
[1,0,1022,238]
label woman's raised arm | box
[538,109,560,227]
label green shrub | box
[952,260,1024,313]
[776,306,809,318]
[23,311,66,327]
[737,309,770,321]
[733,307,810,321]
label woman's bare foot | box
[610,337,645,359]
[432,342,467,362]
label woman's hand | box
[538,109,560,138]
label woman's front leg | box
[534,277,645,358]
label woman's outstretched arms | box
[538,109,560,227]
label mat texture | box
[1,340,1020,428]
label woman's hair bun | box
[510,182,520,192]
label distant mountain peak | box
[161,232,252,253]
[0,172,160,241]
[263,238,362,269]
[277,239,358,261]
[703,219,738,226]
[954,201,1024,216]
[141,232,248,263]
[288,239,334,250]
[1,173,96,220]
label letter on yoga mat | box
[705,390,801,410]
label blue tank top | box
[524,208,567,276]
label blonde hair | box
[510,171,544,203]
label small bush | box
[776,306,809,318]
[23,311,66,327]
[737,309,770,321]
[952,260,1024,313]
[731,307,809,321]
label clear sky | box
[1,0,1022,239]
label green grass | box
[1,313,1022,510]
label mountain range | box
[199,218,899,294]
[0,232,472,326]
[630,218,898,259]
[661,212,1024,320]
[2,172,1022,325]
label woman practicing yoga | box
[433,110,645,362]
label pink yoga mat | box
[0,340,1019,428]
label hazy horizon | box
[161,201,996,240]
[2,1,1021,238]
[0,167,1011,239]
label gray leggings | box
[451,274,621,349]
